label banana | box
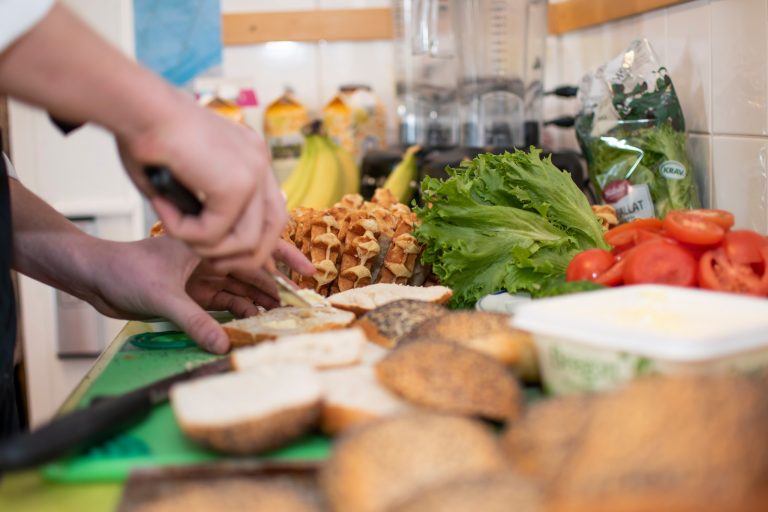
[297,136,346,209]
[383,145,420,204]
[282,135,317,210]
[332,142,360,195]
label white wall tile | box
[223,42,321,117]
[687,133,713,208]
[711,136,768,232]
[317,40,397,143]
[557,25,611,86]
[603,9,667,66]
[711,0,768,136]
[666,0,711,134]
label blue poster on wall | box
[133,0,222,87]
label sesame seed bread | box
[222,307,356,347]
[387,473,545,512]
[318,365,416,435]
[320,413,510,512]
[232,327,367,371]
[354,299,448,348]
[375,341,523,422]
[405,310,539,382]
[170,364,321,455]
[328,283,452,315]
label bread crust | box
[225,320,355,348]
[178,400,321,455]
[320,403,379,436]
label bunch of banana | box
[281,131,360,210]
[383,145,420,204]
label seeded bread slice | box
[328,283,452,315]
[405,311,539,382]
[232,327,366,371]
[170,363,321,454]
[354,299,448,348]
[222,307,356,347]
[376,340,523,422]
[320,413,509,512]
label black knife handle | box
[145,166,203,216]
[0,389,153,472]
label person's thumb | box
[161,294,230,354]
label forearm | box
[0,3,185,141]
[9,178,103,302]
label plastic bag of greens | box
[575,39,700,222]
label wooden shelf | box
[221,1,694,45]
[222,8,392,45]
[548,0,691,34]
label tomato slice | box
[663,210,726,246]
[622,241,698,287]
[594,259,625,286]
[566,249,616,282]
[699,246,768,296]
[684,209,735,230]
[722,230,768,265]
[604,218,664,248]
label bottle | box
[264,88,310,184]
[322,85,387,162]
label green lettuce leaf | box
[415,149,608,308]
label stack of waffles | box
[281,189,431,297]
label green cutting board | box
[41,330,332,483]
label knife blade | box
[0,357,231,472]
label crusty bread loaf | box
[318,365,415,435]
[354,299,448,348]
[222,306,356,347]
[501,394,594,483]
[548,373,768,512]
[405,310,539,382]
[129,478,323,512]
[328,283,452,315]
[232,327,366,371]
[170,364,321,454]
[375,340,522,422]
[320,413,509,512]
[387,473,545,512]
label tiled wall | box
[222,0,768,232]
[545,0,768,232]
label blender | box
[413,0,547,149]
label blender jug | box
[415,0,546,148]
[392,0,459,148]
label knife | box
[0,357,231,472]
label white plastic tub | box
[511,285,768,395]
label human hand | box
[118,94,287,269]
[85,237,314,354]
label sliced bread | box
[354,299,448,348]
[318,365,415,435]
[405,311,539,382]
[232,327,367,371]
[222,306,356,347]
[328,283,452,315]
[375,340,522,422]
[320,413,509,512]
[170,363,321,454]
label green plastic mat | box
[42,332,331,483]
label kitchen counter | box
[0,321,145,511]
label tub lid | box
[511,285,768,361]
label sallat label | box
[603,180,655,223]
[659,160,687,180]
